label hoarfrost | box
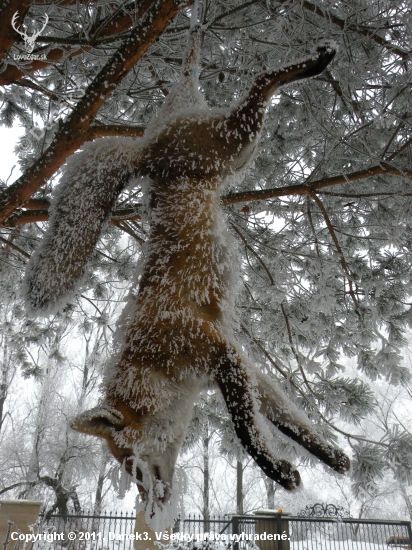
[24,137,141,316]
[25,22,347,524]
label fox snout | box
[71,404,182,504]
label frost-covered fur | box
[24,137,140,315]
[25,26,348,524]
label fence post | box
[232,515,239,550]
[0,500,42,547]
[276,512,283,550]
[254,510,290,550]
[173,514,180,534]
[407,521,412,548]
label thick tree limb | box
[2,209,49,226]
[0,0,192,225]
[221,163,412,205]
[87,123,145,139]
[5,162,412,227]
[24,198,50,210]
[3,206,141,227]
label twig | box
[310,191,359,310]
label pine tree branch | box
[24,198,50,210]
[0,0,154,86]
[3,205,142,226]
[280,302,300,365]
[221,163,412,206]
[318,191,412,198]
[323,70,361,116]
[3,205,143,227]
[6,162,412,227]
[207,1,259,28]
[80,295,114,333]
[110,208,142,222]
[7,161,412,226]
[294,0,410,60]
[241,324,289,380]
[309,191,360,311]
[306,196,321,258]
[264,0,409,60]
[0,0,193,225]
[111,220,144,245]
[279,301,322,403]
[9,79,62,101]
[0,234,30,258]
[386,135,412,162]
[86,123,145,139]
[33,0,104,4]
[381,119,406,160]
[243,323,391,449]
[231,224,275,285]
[3,210,50,226]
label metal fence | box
[37,511,136,550]
[180,512,412,550]
[8,508,409,550]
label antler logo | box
[11,11,48,53]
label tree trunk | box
[0,337,12,435]
[93,446,109,515]
[236,460,243,515]
[264,476,275,509]
[0,383,7,434]
[203,430,210,531]
[400,484,412,521]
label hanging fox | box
[24,23,349,519]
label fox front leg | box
[255,370,350,474]
[214,347,301,491]
[214,346,350,491]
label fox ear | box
[24,137,140,316]
[71,406,125,439]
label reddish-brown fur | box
[26,29,349,509]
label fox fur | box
[25,26,349,513]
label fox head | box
[72,375,206,505]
